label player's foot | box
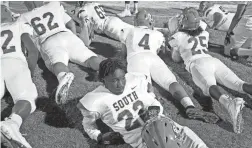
[226,97,245,134]
[55,72,74,105]
[1,118,32,148]
[117,9,132,17]
[185,107,220,124]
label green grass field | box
[1,2,252,148]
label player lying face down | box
[77,58,208,148]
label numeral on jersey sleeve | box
[188,36,208,55]
[138,34,150,50]
[31,12,59,35]
[1,30,16,54]
[94,6,105,19]
[117,100,144,131]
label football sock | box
[181,97,195,108]
[57,72,67,82]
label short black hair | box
[98,58,127,82]
[179,26,204,37]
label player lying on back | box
[77,58,208,148]
[198,1,235,32]
[199,1,252,60]
[119,10,219,124]
[168,7,252,134]
[224,1,252,60]
[20,2,103,105]
[69,2,134,46]
[1,5,39,148]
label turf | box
[1,2,252,148]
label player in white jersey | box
[70,2,134,46]
[199,1,235,32]
[20,2,103,105]
[120,10,219,124]
[224,1,252,59]
[168,7,252,134]
[1,5,39,148]
[77,58,208,148]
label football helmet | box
[180,7,201,30]
[134,10,155,29]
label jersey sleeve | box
[79,106,101,141]
[168,33,180,51]
[120,28,132,44]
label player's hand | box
[224,31,234,46]
[97,132,125,145]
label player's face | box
[104,69,126,95]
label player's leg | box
[191,57,244,133]
[133,1,138,15]
[67,32,102,77]
[104,16,134,41]
[225,18,252,59]
[40,33,74,104]
[214,58,252,95]
[117,1,132,18]
[150,55,218,123]
[1,58,37,148]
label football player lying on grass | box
[198,1,252,60]
[1,5,39,148]
[77,58,208,148]
[167,7,252,134]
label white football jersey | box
[80,73,163,146]
[203,5,234,31]
[20,2,71,44]
[1,21,33,60]
[169,31,211,71]
[123,26,165,58]
[76,2,106,33]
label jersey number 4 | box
[31,12,59,35]
[117,100,144,131]
[138,34,150,50]
[1,30,16,54]
[188,36,208,55]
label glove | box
[97,132,125,145]
[139,106,161,122]
[224,31,234,46]
[186,107,220,124]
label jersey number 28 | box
[31,12,59,36]
[1,30,16,54]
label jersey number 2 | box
[117,100,144,131]
[138,34,150,50]
[31,12,59,35]
[1,30,16,54]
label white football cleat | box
[227,97,245,134]
[1,118,32,148]
[117,9,132,17]
[55,72,74,104]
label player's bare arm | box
[79,18,93,47]
[65,19,77,35]
[21,33,39,77]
